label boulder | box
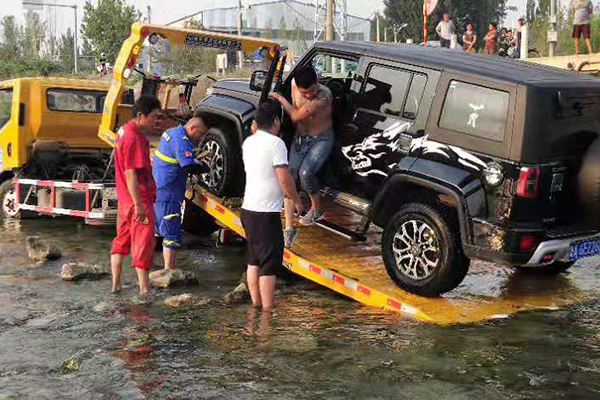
[149,269,198,288]
[59,350,90,374]
[26,236,62,261]
[164,293,211,308]
[61,263,110,281]
[224,273,250,304]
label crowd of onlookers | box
[435,12,525,57]
[435,0,595,57]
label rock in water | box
[149,269,198,288]
[59,350,89,374]
[224,280,250,304]
[26,236,62,261]
[164,293,211,308]
[61,263,110,281]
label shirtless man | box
[269,66,334,247]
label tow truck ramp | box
[193,189,591,325]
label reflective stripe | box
[163,239,181,248]
[155,150,177,164]
[163,213,181,220]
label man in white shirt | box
[241,100,304,310]
[436,12,455,48]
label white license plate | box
[569,237,600,261]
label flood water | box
[2,218,600,400]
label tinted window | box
[439,81,509,142]
[0,89,13,129]
[311,54,357,79]
[47,89,106,113]
[363,65,410,117]
[403,74,427,119]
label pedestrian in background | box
[110,96,162,297]
[483,22,499,55]
[463,23,477,52]
[153,114,210,270]
[571,0,593,54]
[436,12,455,48]
[240,100,303,310]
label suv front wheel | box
[381,203,470,297]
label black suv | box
[194,41,600,296]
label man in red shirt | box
[111,96,162,297]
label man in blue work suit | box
[153,114,209,269]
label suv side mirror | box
[250,70,268,92]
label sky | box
[1,0,528,39]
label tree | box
[184,17,203,30]
[527,0,537,23]
[0,16,21,59]
[22,11,46,58]
[57,28,75,71]
[384,0,427,43]
[81,0,140,63]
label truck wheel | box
[381,203,470,297]
[0,180,33,219]
[181,199,219,237]
[515,261,575,274]
[198,128,243,197]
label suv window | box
[362,64,426,120]
[311,54,357,79]
[0,89,12,129]
[439,81,509,142]
[47,89,106,113]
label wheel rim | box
[2,188,19,217]
[200,140,225,191]
[392,219,440,280]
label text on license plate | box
[569,237,600,261]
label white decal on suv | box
[410,136,487,172]
[341,122,411,177]
[467,104,485,128]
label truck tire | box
[0,180,33,219]
[181,199,219,237]
[198,128,243,197]
[515,261,575,274]
[381,203,470,297]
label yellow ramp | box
[192,189,592,325]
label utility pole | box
[376,13,380,42]
[147,5,152,73]
[73,5,78,73]
[326,0,334,41]
[237,0,244,68]
[548,0,557,57]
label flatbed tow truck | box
[9,24,597,324]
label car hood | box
[213,78,257,96]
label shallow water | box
[1,217,600,399]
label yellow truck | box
[5,23,281,224]
[0,77,115,218]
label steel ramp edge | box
[189,189,585,325]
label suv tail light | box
[516,166,541,199]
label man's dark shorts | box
[573,24,591,39]
[241,209,284,276]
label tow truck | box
[6,24,597,324]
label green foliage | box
[0,57,65,78]
[155,44,222,77]
[0,16,20,59]
[57,29,75,71]
[22,11,46,58]
[81,0,141,63]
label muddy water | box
[2,218,600,400]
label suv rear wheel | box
[198,128,243,197]
[381,203,470,297]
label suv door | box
[332,58,439,200]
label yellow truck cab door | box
[0,83,20,174]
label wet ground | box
[2,218,600,400]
